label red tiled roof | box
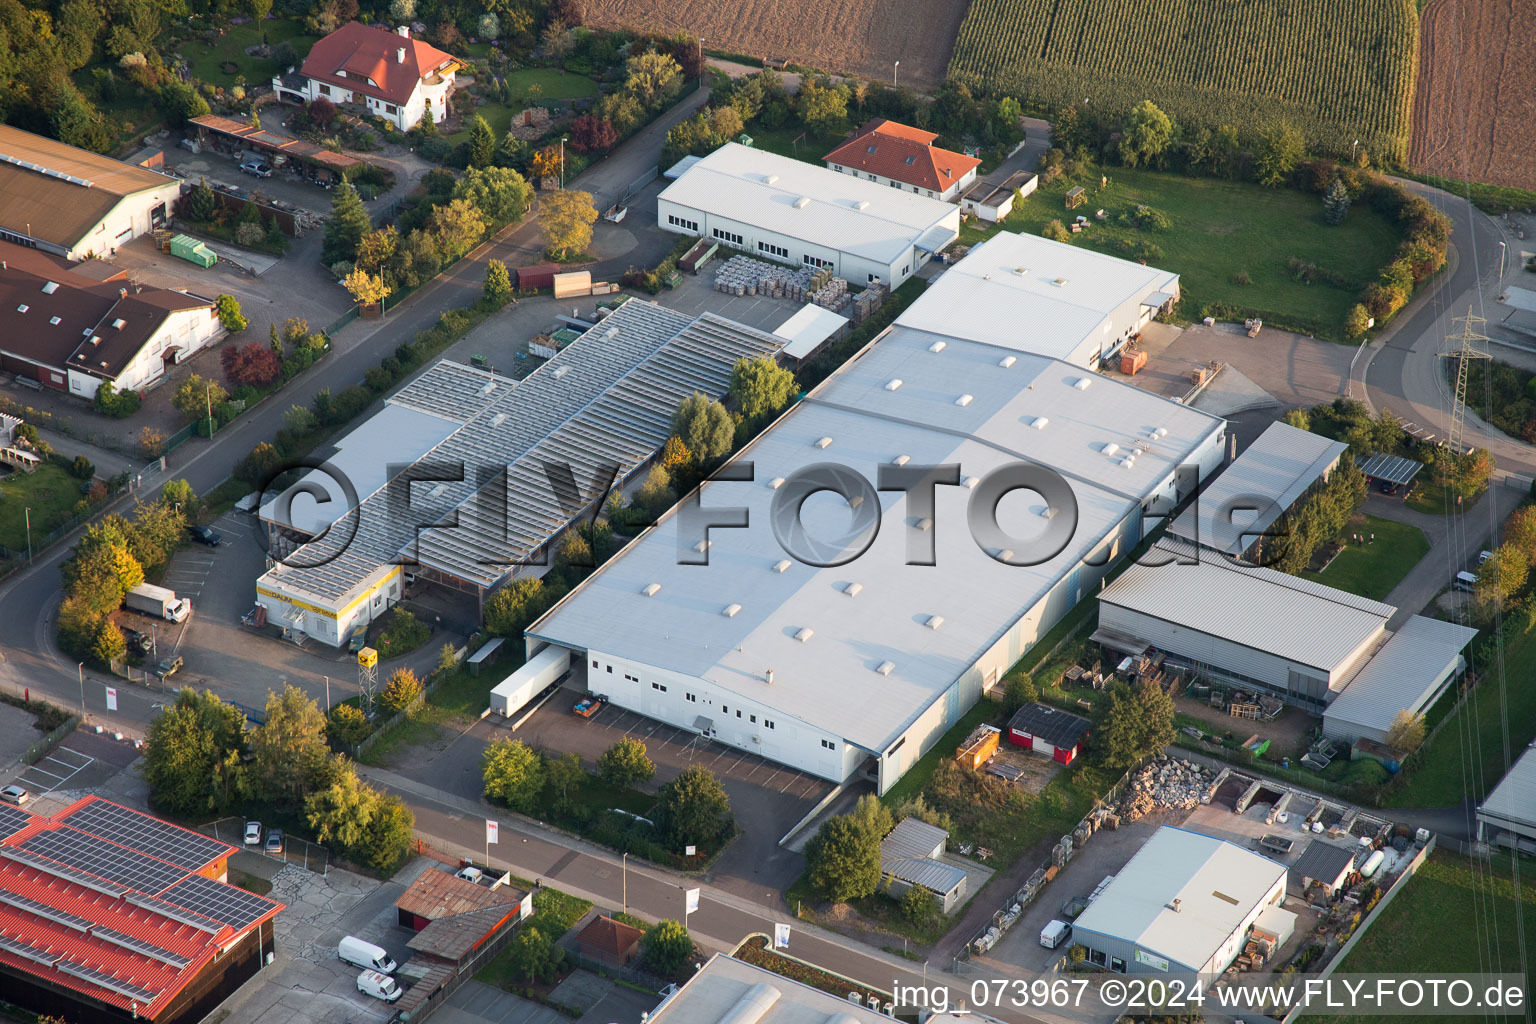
[300,22,459,107]
[824,119,981,192]
[576,915,643,957]
[0,803,283,1019]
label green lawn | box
[1406,482,1487,516]
[451,68,599,144]
[1311,514,1429,599]
[0,464,87,555]
[475,883,593,989]
[973,167,1404,339]
[184,19,319,87]
[741,123,846,163]
[1322,852,1536,1023]
[1385,625,1536,808]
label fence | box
[17,712,82,768]
[202,815,330,875]
[321,305,362,339]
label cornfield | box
[948,0,1419,162]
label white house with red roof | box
[289,23,460,131]
[823,120,982,202]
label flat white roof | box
[1479,743,1536,831]
[897,232,1179,362]
[773,304,849,361]
[1072,826,1286,971]
[1169,421,1348,556]
[531,327,1224,752]
[1323,614,1477,735]
[657,142,958,266]
[1101,539,1394,675]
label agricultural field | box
[579,0,967,88]
[1410,0,1536,189]
[948,0,1419,161]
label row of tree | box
[1261,459,1369,575]
[143,685,415,870]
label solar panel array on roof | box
[56,959,159,1003]
[0,803,33,841]
[161,873,279,931]
[19,828,186,895]
[0,931,59,967]
[92,927,192,969]
[0,847,127,898]
[0,889,93,932]
[60,800,233,872]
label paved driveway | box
[434,982,569,1024]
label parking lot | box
[2,728,142,808]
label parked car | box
[265,828,284,854]
[357,969,403,1002]
[572,695,607,718]
[455,866,484,884]
[239,160,273,178]
[0,784,29,805]
[188,525,222,546]
[155,655,184,679]
[244,821,262,845]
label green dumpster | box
[170,234,216,269]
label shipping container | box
[513,263,562,291]
[552,270,592,299]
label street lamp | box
[559,137,567,190]
[621,852,629,909]
[1352,138,1360,164]
[893,61,899,87]
[1499,240,1507,278]
[24,506,31,564]
[77,662,85,714]
[698,37,705,92]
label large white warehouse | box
[656,142,959,288]
[522,320,1225,793]
[895,231,1181,368]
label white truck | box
[125,583,191,623]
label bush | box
[377,609,430,654]
[69,455,95,480]
[598,737,656,787]
[378,668,423,714]
[326,703,372,745]
[1042,219,1072,243]
[642,920,694,976]
[900,884,939,925]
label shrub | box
[378,668,424,714]
[327,703,372,745]
[1042,219,1072,243]
[1230,271,1251,286]
[377,609,430,654]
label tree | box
[1323,177,1352,225]
[343,268,391,306]
[162,479,197,511]
[847,793,893,842]
[354,226,400,282]
[378,668,423,714]
[308,96,337,126]
[900,883,939,925]
[660,436,693,470]
[1502,507,1536,565]
[1002,674,1038,717]
[543,752,586,812]
[1345,304,1372,339]
[1476,543,1528,605]
[223,342,283,387]
[1094,678,1175,771]
[507,926,564,982]
[497,129,528,169]
[806,814,881,902]
[305,756,379,851]
[1118,100,1174,168]
[483,737,545,812]
[157,80,210,128]
[729,356,796,420]
[143,688,247,816]
[1252,121,1305,187]
[672,392,734,461]
[624,50,681,108]
[63,521,144,616]
[188,177,218,222]
[249,685,331,809]
[1384,711,1427,753]
[570,113,617,153]
[467,114,496,168]
[323,180,372,265]
[483,577,554,638]
[453,167,534,224]
[642,920,694,975]
[70,454,95,480]
[540,190,598,260]
[597,737,655,787]
[327,703,372,746]
[634,465,677,518]
[427,198,486,263]
[483,259,512,307]
[1051,103,1090,155]
[173,374,228,421]
[654,764,731,851]
[363,793,415,870]
[215,294,247,332]
[796,80,850,135]
[91,619,127,665]
[237,441,285,487]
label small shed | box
[960,172,1037,223]
[1007,703,1090,765]
[1065,186,1086,209]
[396,867,526,932]
[880,818,967,913]
[771,304,850,369]
[575,915,644,967]
[1290,840,1357,897]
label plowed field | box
[1410,0,1536,189]
[578,0,967,89]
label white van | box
[357,969,403,1002]
[1040,919,1071,949]
[1454,571,1479,592]
[338,936,397,975]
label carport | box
[188,114,362,186]
[1355,452,1422,495]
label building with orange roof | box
[0,796,283,1024]
[823,120,982,202]
[286,22,461,131]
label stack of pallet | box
[847,283,886,323]
[807,274,847,309]
[713,256,818,298]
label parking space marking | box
[20,747,94,793]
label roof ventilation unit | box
[553,365,570,379]
[1153,426,1169,438]
[489,413,507,427]
[891,454,910,466]
[795,627,814,643]
[1119,458,1135,468]
[15,305,27,313]
[853,199,869,210]
[480,381,496,394]
[925,615,944,630]
[772,559,792,573]
[956,394,973,407]
[768,476,785,489]
[642,582,662,596]
[793,196,810,209]
[41,281,58,294]
[915,517,933,532]
[999,355,1016,368]
[815,436,832,449]
[1102,442,1120,456]
[428,484,448,498]
[764,174,780,185]
[49,316,61,325]
[992,547,1014,561]
[1039,506,1057,519]
[928,340,946,353]
[693,539,711,554]
[885,379,903,391]
[606,326,619,339]
[963,475,980,489]
[1030,416,1049,429]
[875,661,895,676]
[89,336,100,346]
[112,318,126,330]
[1075,377,1092,390]
[722,603,741,618]
[843,582,863,597]
[1052,278,1067,287]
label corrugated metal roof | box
[1100,539,1394,673]
[1323,614,1477,736]
[1289,840,1356,885]
[881,817,949,861]
[658,143,958,266]
[772,304,848,361]
[1479,743,1536,831]
[395,868,522,921]
[1007,703,1089,748]
[882,856,967,895]
[896,231,1180,364]
[407,905,518,962]
[1168,421,1348,556]
[1071,826,1285,972]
